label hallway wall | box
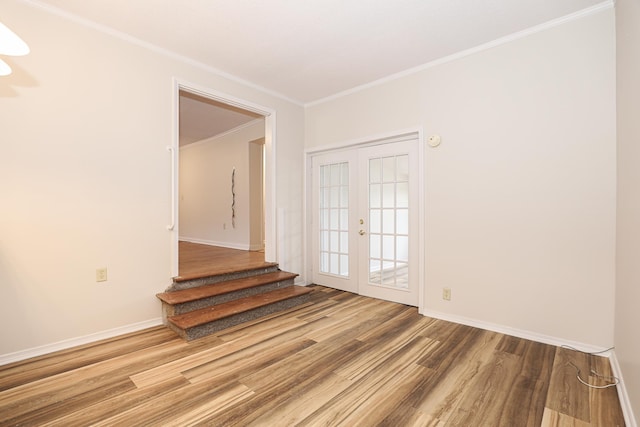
[615,0,640,423]
[179,120,264,250]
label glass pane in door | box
[368,154,409,288]
[319,162,349,276]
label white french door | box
[311,137,419,306]
[358,141,418,305]
[311,150,359,293]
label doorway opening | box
[170,80,276,278]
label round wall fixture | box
[428,134,441,147]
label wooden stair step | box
[168,286,313,330]
[157,271,298,305]
[174,262,279,283]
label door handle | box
[359,230,366,236]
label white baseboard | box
[422,309,611,354]
[0,318,163,367]
[609,350,639,427]
[249,243,265,251]
[179,237,250,251]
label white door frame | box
[170,78,277,277]
[304,128,426,313]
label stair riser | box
[174,293,312,341]
[162,278,295,316]
[167,265,280,291]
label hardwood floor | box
[0,286,625,426]
[177,241,273,281]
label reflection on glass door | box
[319,162,349,277]
[312,150,358,293]
[368,154,409,289]
[358,139,418,306]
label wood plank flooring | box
[0,286,625,426]
[177,241,273,281]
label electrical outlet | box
[442,287,451,301]
[223,223,226,230]
[96,268,108,282]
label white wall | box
[249,139,265,250]
[179,120,264,249]
[306,9,616,348]
[0,0,304,357]
[615,0,640,423]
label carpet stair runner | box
[157,266,312,340]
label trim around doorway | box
[170,78,277,277]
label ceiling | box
[33,0,605,105]
[29,0,607,143]
[179,91,262,146]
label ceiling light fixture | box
[0,21,30,76]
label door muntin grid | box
[368,154,409,289]
[319,162,349,277]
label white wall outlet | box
[96,268,108,282]
[442,287,451,301]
